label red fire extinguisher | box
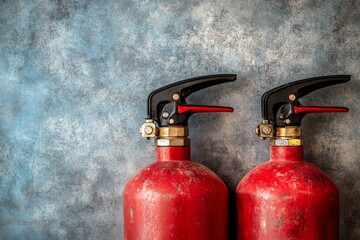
[124,74,236,240]
[236,75,351,240]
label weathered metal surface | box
[124,146,228,240]
[237,146,339,239]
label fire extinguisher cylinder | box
[237,75,351,239]
[124,74,236,240]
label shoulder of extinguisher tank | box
[256,75,351,142]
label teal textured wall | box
[0,0,359,239]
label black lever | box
[147,74,236,126]
[261,75,351,127]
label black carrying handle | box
[147,74,236,126]
[262,75,351,127]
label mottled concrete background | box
[0,0,359,239]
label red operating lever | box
[177,105,234,114]
[293,106,349,114]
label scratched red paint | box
[124,146,228,240]
[236,146,339,240]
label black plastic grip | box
[261,75,351,127]
[147,74,236,126]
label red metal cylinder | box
[123,146,228,240]
[236,146,339,240]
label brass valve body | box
[275,126,301,138]
[270,126,303,146]
[140,120,190,146]
[156,126,190,146]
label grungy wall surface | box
[0,0,359,239]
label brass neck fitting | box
[140,120,190,146]
[156,126,190,146]
[270,126,303,146]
